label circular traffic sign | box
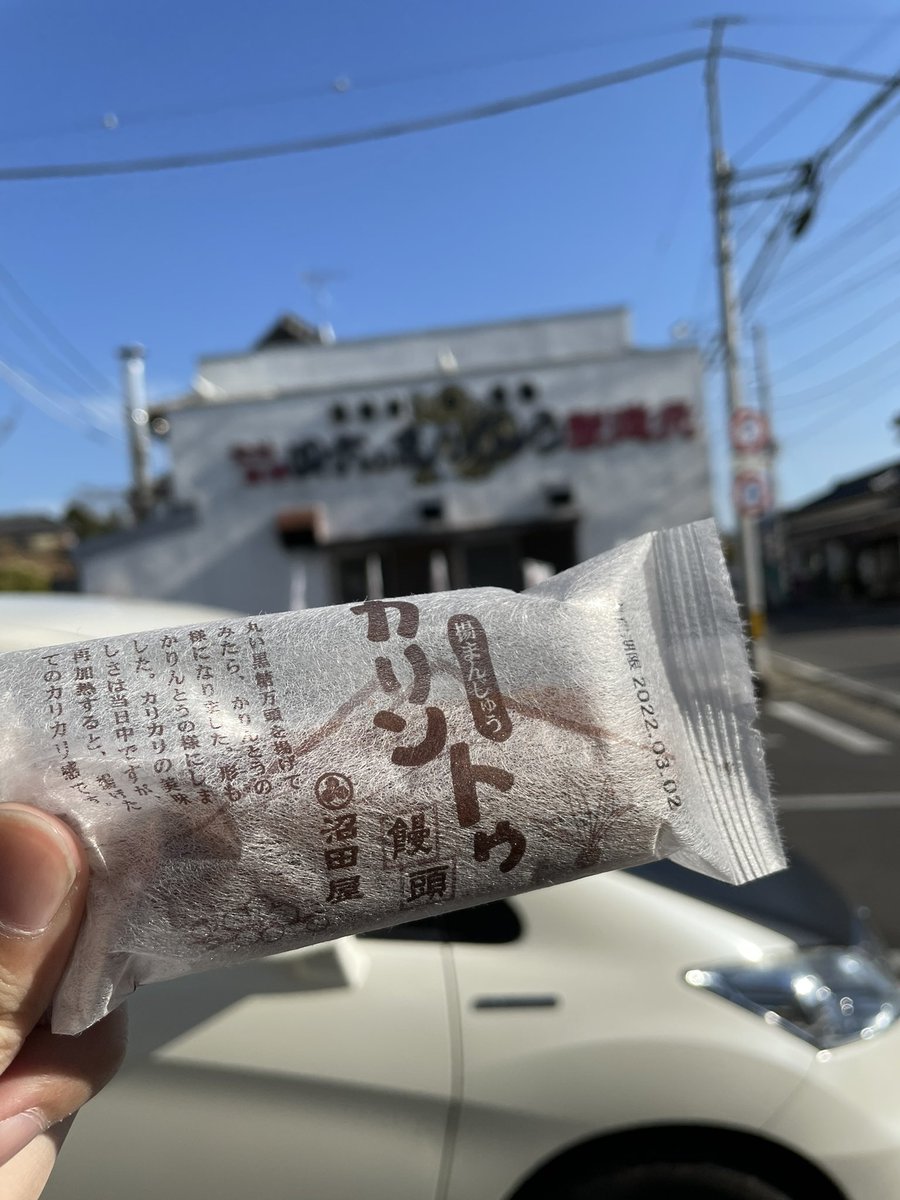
[730,407,769,454]
[733,469,770,517]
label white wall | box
[196,308,632,399]
[79,516,331,614]
[170,346,707,548]
[82,313,710,612]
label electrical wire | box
[766,220,900,310]
[0,262,112,393]
[1,14,852,150]
[814,65,900,171]
[0,25,703,144]
[747,14,900,27]
[780,366,900,443]
[721,46,894,86]
[771,294,900,385]
[0,49,707,182]
[650,99,706,260]
[734,200,771,247]
[0,21,705,148]
[739,213,791,312]
[0,358,96,433]
[775,336,900,406]
[733,21,900,164]
[0,283,107,398]
[729,59,900,318]
[763,182,900,296]
[825,92,900,185]
[768,243,900,330]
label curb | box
[772,652,900,717]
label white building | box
[79,307,711,612]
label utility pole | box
[120,344,153,523]
[701,16,770,678]
[752,324,789,604]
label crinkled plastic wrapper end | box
[0,519,784,1035]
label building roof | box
[253,313,323,350]
[148,304,704,426]
[0,513,62,536]
[792,459,900,514]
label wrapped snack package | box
[0,519,783,1034]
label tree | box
[64,502,122,541]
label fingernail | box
[0,807,78,936]
[0,1110,45,1168]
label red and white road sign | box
[733,469,770,517]
[730,407,770,454]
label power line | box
[734,200,771,246]
[0,49,708,182]
[739,214,791,312]
[0,21,705,148]
[771,293,900,385]
[815,66,900,172]
[733,21,899,164]
[642,97,706,294]
[0,279,107,398]
[0,357,98,433]
[781,366,900,443]
[747,14,900,26]
[775,336,900,406]
[826,92,900,184]
[763,182,900,296]
[768,242,900,329]
[730,58,900,316]
[0,41,893,191]
[721,46,895,86]
[0,261,112,393]
[766,215,900,307]
[0,14,856,150]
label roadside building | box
[783,459,900,602]
[77,307,711,612]
[0,514,76,591]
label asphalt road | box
[771,606,900,698]
[761,674,900,944]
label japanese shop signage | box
[229,386,695,486]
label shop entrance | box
[332,520,577,603]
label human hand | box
[0,804,127,1199]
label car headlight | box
[685,946,900,1049]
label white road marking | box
[778,793,900,811]
[767,699,891,756]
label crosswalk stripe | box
[778,793,900,811]
[766,700,891,756]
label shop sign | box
[230,390,695,486]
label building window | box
[359,401,376,421]
[440,387,463,412]
[331,404,346,423]
[519,382,537,402]
[387,398,402,417]
[491,385,507,406]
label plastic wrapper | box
[0,519,783,1034]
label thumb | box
[0,804,87,1068]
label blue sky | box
[0,0,898,520]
